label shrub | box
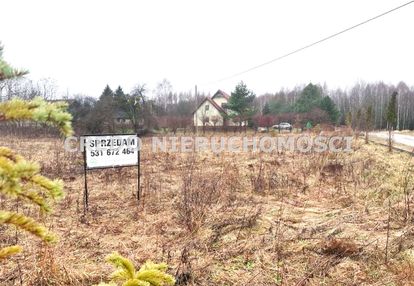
[176,159,223,232]
[97,252,175,286]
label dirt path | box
[371,131,414,148]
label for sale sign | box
[83,134,139,169]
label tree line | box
[255,81,414,130]
[67,81,210,134]
[68,80,409,134]
[1,72,413,134]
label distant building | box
[193,90,243,127]
[113,110,132,125]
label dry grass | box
[1,133,414,285]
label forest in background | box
[1,76,413,134]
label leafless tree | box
[155,78,173,113]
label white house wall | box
[193,100,224,126]
[212,96,227,108]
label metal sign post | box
[138,149,141,202]
[82,134,141,214]
[83,148,89,214]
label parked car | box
[257,127,268,133]
[279,122,292,130]
[272,122,292,131]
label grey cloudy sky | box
[1,0,413,97]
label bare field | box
[1,133,414,285]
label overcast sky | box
[1,0,413,98]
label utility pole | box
[195,84,198,133]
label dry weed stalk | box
[210,207,261,244]
[249,159,266,194]
[176,156,224,232]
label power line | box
[205,0,414,85]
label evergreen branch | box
[30,175,64,200]
[0,147,63,212]
[0,97,73,136]
[101,252,175,286]
[0,245,22,261]
[110,269,135,282]
[0,146,19,161]
[106,252,136,281]
[18,190,51,213]
[135,268,175,286]
[0,44,68,263]
[139,261,168,272]
[0,59,28,81]
[0,211,56,243]
[123,280,151,286]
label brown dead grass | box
[1,133,414,285]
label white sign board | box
[83,134,139,169]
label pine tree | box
[294,83,322,113]
[114,86,125,98]
[97,252,175,286]
[101,85,114,99]
[319,96,339,123]
[95,85,116,132]
[0,44,73,260]
[227,81,255,129]
[0,42,28,81]
[387,91,398,152]
[262,102,270,115]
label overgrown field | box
[1,133,414,285]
